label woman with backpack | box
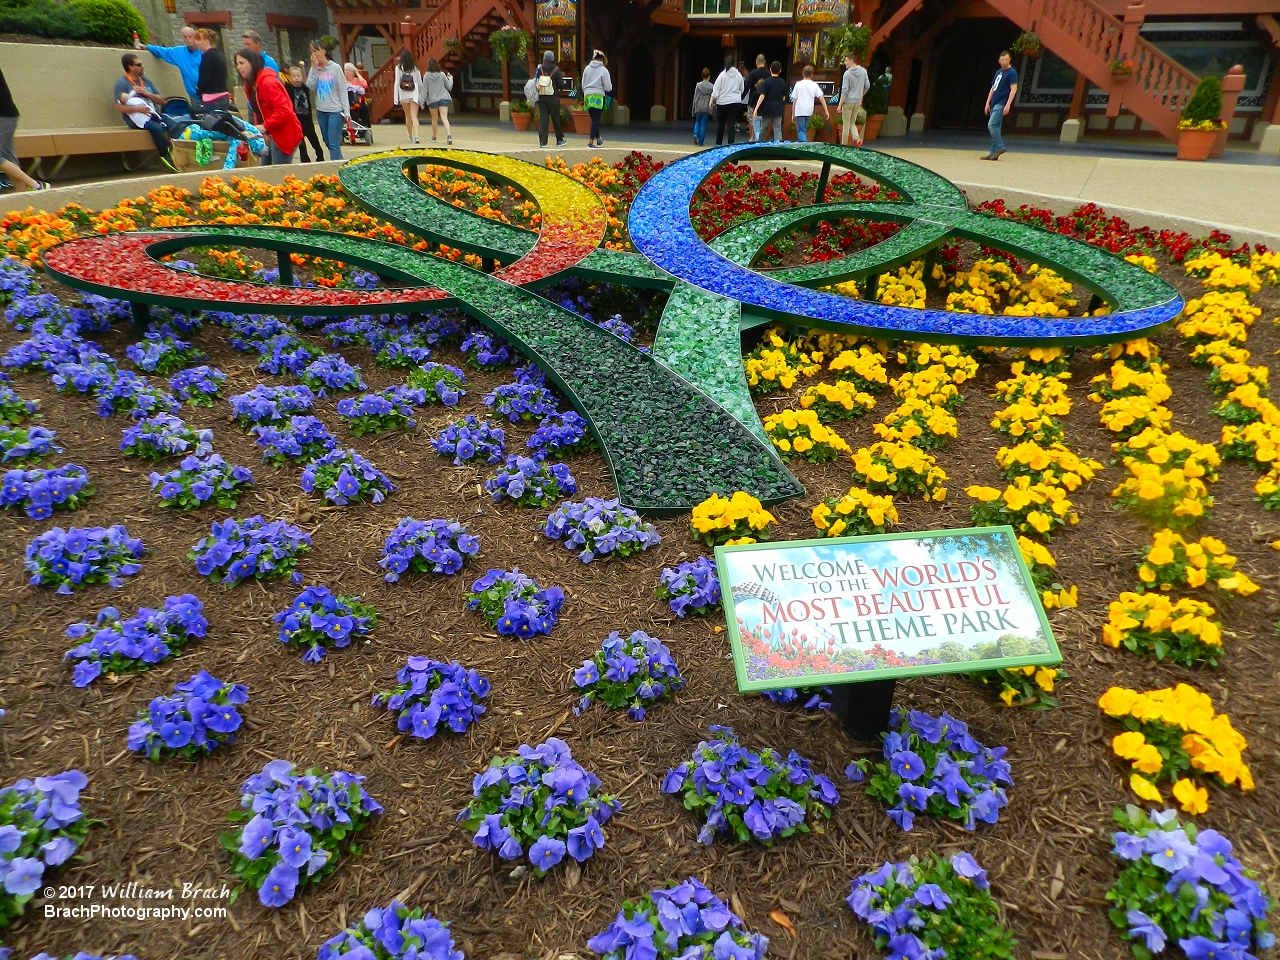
[234,48,302,165]
[532,51,566,149]
[580,50,611,149]
[419,57,453,145]
[393,49,422,144]
[710,55,745,146]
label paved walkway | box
[7,117,1278,243]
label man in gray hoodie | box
[838,51,870,146]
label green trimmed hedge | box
[0,0,147,44]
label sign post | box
[715,526,1061,739]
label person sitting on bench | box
[114,52,178,173]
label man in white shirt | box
[791,64,830,142]
[838,51,870,147]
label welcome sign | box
[716,526,1060,692]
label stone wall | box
[142,0,336,65]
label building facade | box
[136,0,334,73]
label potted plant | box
[804,113,830,142]
[569,101,593,136]
[488,26,530,103]
[1177,75,1225,161]
[862,69,891,141]
[1109,57,1134,78]
[511,99,532,131]
[442,37,462,56]
[1010,31,1042,59]
[821,22,871,66]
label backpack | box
[523,75,539,104]
[535,68,555,96]
[399,71,415,92]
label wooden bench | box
[15,128,161,179]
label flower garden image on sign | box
[716,526,1060,690]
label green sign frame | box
[715,525,1061,692]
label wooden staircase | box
[982,0,1198,143]
[366,0,524,125]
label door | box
[930,19,1019,130]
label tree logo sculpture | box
[40,144,1182,514]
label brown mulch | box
[0,261,1278,960]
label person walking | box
[240,30,279,72]
[580,50,611,149]
[420,57,454,144]
[691,67,713,146]
[142,25,201,104]
[285,65,323,162]
[838,51,869,146]
[307,40,349,160]
[114,53,178,173]
[393,49,422,144]
[983,50,1018,160]
[743,54,769,143]
[0,67,49,190]
[533,51,566,148]
[710,56,744,146]
[790,64,829,142]
[194,29,232,113]
[752,60,788,142]
[234,49,302,165]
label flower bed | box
[221,760,382,908]
[526,410,595,458]
[1106,807,1274,959]
[655,556,721,616]
[432,415,505,465]
[64,594,207,687]
[379,517,478,580]
[544,498,661,562]
[127,670,247,761]
[0,770,90,929]
[465,568,563,638]
[335,387,423,435]
[589,878,768,959]
[461,738,619,875]
[372,657,489,740]
[847,708,1012,832]
[149,454,253,510]
[485,455,576,507]
[252,415,336,465]
[189,516,310,587]
[848,853,1016,960]
[25,525,144,594]
[573,630,684,720]
[229,384,316,427]
[300,448,396,506]
[120,413,213,460]
[404,362,467,406]
[1,463,92,519]
[273,586,376,663]
[662,726,838,844]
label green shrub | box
[865,70,891,115]
[1181,75,1222,124]
[0,0,88,39]
[68,0,146,43]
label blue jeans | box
[988,106,1006,155]
[316,110,345,160]
[795,115,810,142]
[693,112,709,145]
[751,113,762,141]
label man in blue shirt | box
[241,30,280,72]
[983,50,1018,160]
[143,25,201,103]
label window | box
[684,0,731,15]
[738,0,793,14]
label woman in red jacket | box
[233,49,303,164]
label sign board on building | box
[536,0,577,28]
[716,526,1060,692]
[795,0,849,25]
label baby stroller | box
[346,85,374,145]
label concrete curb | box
[8,147,1278,249]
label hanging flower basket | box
[1110,59,1134,78]
[1010,32,1042,60]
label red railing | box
[987,0,1199,142]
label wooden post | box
[1211,64,1247,158]
[1068,71,1088,120]
[1108,1,1145,119]
[501,56,511,103]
